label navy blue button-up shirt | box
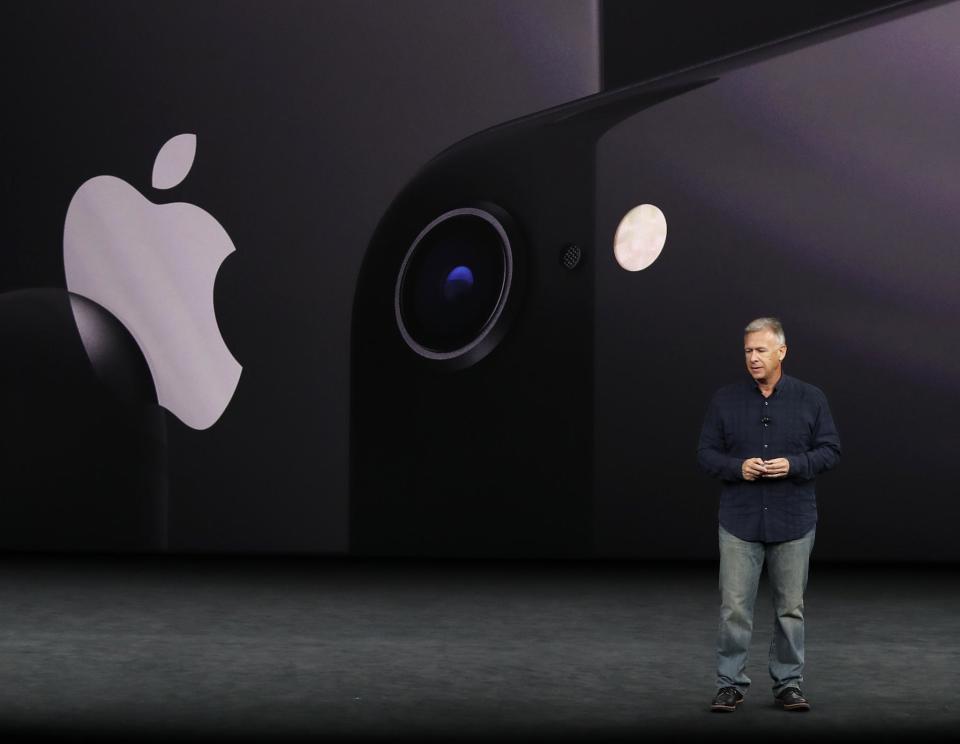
[697,373,841,543]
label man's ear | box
[779,345,787,362]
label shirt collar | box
[752,372,790,396]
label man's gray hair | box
[744,317,786,346]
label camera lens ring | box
[395,206,516,364]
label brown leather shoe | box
[710,686,745,712]
[775,687,810,711]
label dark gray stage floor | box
[0,556,957,742]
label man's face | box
[744,329,786,383]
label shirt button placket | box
[761,398,769,540]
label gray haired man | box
[697,318,841,712]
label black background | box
[602,0,904,88]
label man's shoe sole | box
[710,698,744,712]
[780,701,810,711]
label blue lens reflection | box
[443,265,474,302]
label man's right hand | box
[742,458,767,481]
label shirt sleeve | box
[786,391,841,481]
[697,393,743,482]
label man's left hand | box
[762,458,790,478]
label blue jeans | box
[716,524,815,696]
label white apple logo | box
[63,134,241,430]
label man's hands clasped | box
[741,457,790,481]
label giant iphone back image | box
[351,0,960,560]
[2,1,601,553]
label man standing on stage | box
[698,317,840,713]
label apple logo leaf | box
[151,133,197,190]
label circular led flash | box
[613,204,667,272]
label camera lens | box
[396,207,517,363]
